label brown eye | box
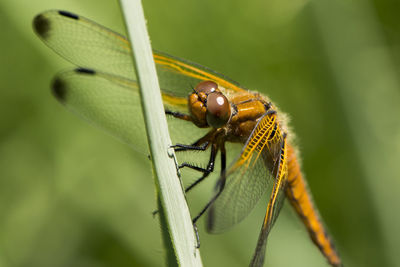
[195,80,218,94]
[206,92,231,128]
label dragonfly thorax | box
[188,80,231,128]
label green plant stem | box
[119,0,203,266]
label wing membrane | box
[52,68,208,154]
[34,10,135,80]
[33,10,247,99]
[207,113,286,233]
[249,137,288,267]
[52,68,148,152]
[154,52,247,97]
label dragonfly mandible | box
[33,10,342,267]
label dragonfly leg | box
[172,128,217,152]
[173,130,220,191]
[151,142,214,217]
[184,143,217,192]
[172,141,209,152]
[151,148,215,217]
[165,109,192,122]
[192,142,227,224]
[193,222,201,248]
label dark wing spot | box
[58,10,79,20]
[51,77,67,103]
[75,68,96,75]
[32,14,50,39]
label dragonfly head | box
[188,80,231,128]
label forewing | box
[33,10,248,99]
[33,10,135,81]
[154,52,247,97]
[207,113,285,233]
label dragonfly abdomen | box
[285,144,342,267]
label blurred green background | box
[1,0,400,266]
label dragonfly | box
[33,10,342,267]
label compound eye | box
[206,92,231,128]
[195,80,218,94]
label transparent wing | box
[207,113,286,233]
[52,68,207,154]
[52,68,148,152]
[33,10,247,98]
[33,10,135,81]
[250,138,288,267]
[154,52,247,97]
